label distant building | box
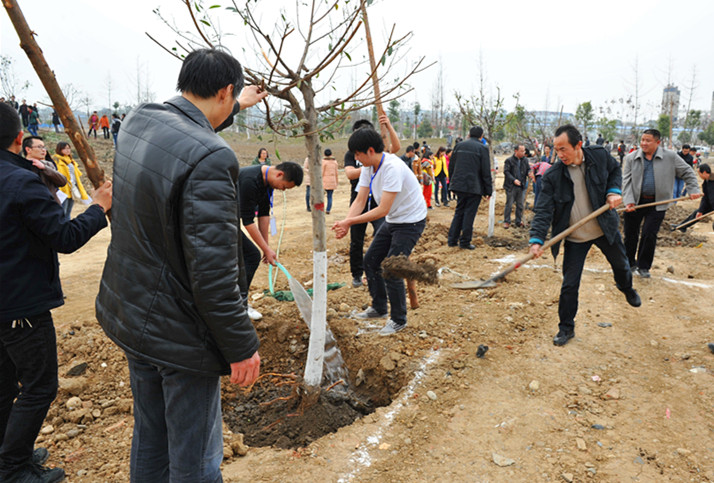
[661,84,680,122]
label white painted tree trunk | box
[303,250,327,387]
[488,192,495,238]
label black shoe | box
[447,243,458,247]
[5,463,65,483]
[351,277,363,288]
[443,202,450,207]
[435,201,440,207]
[708,343,714,354]
[32,448,49,466]
[553,330,574,346]
[624,288,641,307]
[637,268,651,278]
[460,244,476,250]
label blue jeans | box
[447,192,482,247]
[127,356,223,483]
[325,189,333,213]
[112,131,118,146]
[27,123,39,137]
[61,197,74,221]
[0,312,58,478]
[364,219,426,325]
[433,173,448,203]
[673,177,685,198]
[559,235,632,333]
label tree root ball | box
[381,255,438,285]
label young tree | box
[417,118,433,138]
[387,99,400,132]
[657,114,671,142]
[698,121,714,146]
[154,0,427,390]
[575,101,594,138]
[0,55,31,98]
[597,117,618,143]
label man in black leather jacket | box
[502,144,530,228]
[529,124,641,347]
[96,49,267,482]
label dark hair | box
[642,129,661,141]
[176,49,244,99]
[274,161,303,186]
[324,148,332,157]
[0,102,22,150]
[21,136,43,157]
[446,148,452,155]
[56,141,70,154]
[352,119,374,132]
[405,145,415,153]
[348,128,384,154]
[690,146,697,152]
[699,163,711,174]
[515,144,525,152]
[469,126,484,139]
[257,148,268,158]
[423,150,433,159]
[436,146,446,155]
[413,141,420,150]
[554,124,583,147]
[682,144,691,150]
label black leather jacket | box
[447,137,493,196]
[96,96,259,376]
[529,145,622,258]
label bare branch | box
[184,0,214,48]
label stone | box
[667,265,675,274]
[355,369,365,387]
[676,448,691,456]
[339,303,351,312]
[528,380,540,391]
[40,425,54,435]
[66,429,80,438]
[492,453,515,467]
[66,396,83,410]
[66,362,88,377]
[562,472,574,482]
[58,377,88,396]
[230,433,249,457]
[602,387,620,400]
[223,445,233,459]
[380,355,395,371]
[91,409,102,419]
[426,391,437,401]
[576,438,587,451]
[578,385,593,395]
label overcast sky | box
[2,0,713,122]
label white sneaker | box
[247,305,262,321]
[379,319,406,336]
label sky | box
[2,0,713,123]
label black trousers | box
[447,192,482,247]
[240,232,262,300]
[0,312,58,477]
[349,194,384,279]
[364,219,426,325]
[623,205,666,271]
[558,235,632,333]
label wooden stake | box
[3,0,106,188]
[360,3,390,153]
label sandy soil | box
[38,136,714,482]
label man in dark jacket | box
[447,126,492,249]
[95,49,267,482]
[529,124,641,347]
[0,102,111,482]
[502,144,530,228]
[672,163,713,232]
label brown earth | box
[38,133,714,482]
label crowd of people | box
[1,48,712,483]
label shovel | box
[452,203,611,289]
[670,210,714,231]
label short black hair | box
[177,49,244,99]
[405,145,414,153]
[690,146,697,152]
[682,144,691,150]
[642,128,661,141]
[352,119,374,132]
[699,163,711,174]
[554,124,583,147]
[324,148,332,157]
[348,128,384,155]
[0,103,22,150]
[274,161,303,186]
[413,141,420,150]
[469,126,484,139]
[22,136,44,157]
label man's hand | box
[332,219,350,239]
[31,159,45,170]
[625,203,636,212]
[606,193,622,209]
[230,351,260,387]
[529,243,543,259]
[238,85,269,110]
[514,180,521,186]
[262,247,278,266]
[690,193,703,200]
[91,180,112,213]
[696,211,703,218]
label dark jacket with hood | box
[0,148,107,322]
[528,145,622,258]
[447,136,493,196]
[95,96,259,377]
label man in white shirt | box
[333,128,427,335]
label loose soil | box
[37,133,714,482]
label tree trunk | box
[361,4,390,152]
[302,83,326,389]
[487,143,495,238]
[3,0,105,188]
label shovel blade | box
[288,277,313,327]
[450,279,498,289]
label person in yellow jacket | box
[52,142,90,220]
[433,146,449,207]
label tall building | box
[661,84,680,122]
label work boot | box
[32,448,49,466]
[637,268,651,278]
[552,330,574,346]
[623,288,642,307]
[5,463,65,483]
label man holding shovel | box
[529,124,641,347]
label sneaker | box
[351,277,363,288]
[32,448,49,466]
[630,265,639,276]
[354,307,388,319]
[637,268,651,278]
[443,201,450,207]
[5,463,65,483]
[379,319,406,336]
[623,288,641,307]
[552,330,574,346]
[247,305,262,321]
[434,200,440,207]
[503,222,510,229]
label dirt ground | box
[39,134,714,482]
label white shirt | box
[357,153,427,223]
